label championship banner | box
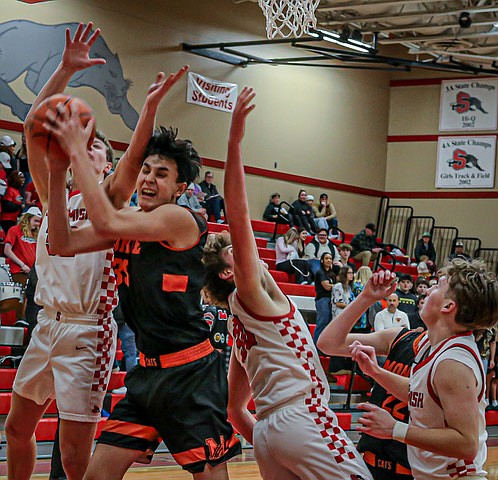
[439,78,498,131]
[187,72,238,113]
[436,136,496,188]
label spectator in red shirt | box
[3,206,41,321]
[1,170,25,234]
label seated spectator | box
[177,183,207,219]
[352,266,373,333]
[291,189,317,234]
[350,223,383,266]
[395,273,418,314]
[14,133,30,184]
[408,294,427,331]
[313,193,338,235]
[305,194,327,231]
[304,228,341,276]
[199,171,225,223]
[447,240,472,262]
[416,261,431,279]
[24,180,42,211]
[295,227,308,259]
[337,243,356,271]
[414,231,436,272]
[275,227,312,284]
[312,252,335,344]
[262,192,293,226]
[415,277,429,296]
[3,206,42,322]
[1,170,24,234]
[374,293,410,331]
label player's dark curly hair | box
[145,126,201,185]
[202,232,236,305]
[440,258,498,330]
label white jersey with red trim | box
[35,190,118,315]
[228,291,329,417]
[408,332,487,479]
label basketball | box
[25,93,95,161]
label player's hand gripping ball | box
[26,93,95,161]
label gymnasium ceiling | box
[184,0,498,75]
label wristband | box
[392,421,409,442]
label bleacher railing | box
[475,248,498,275]
[271,200,293,242]
[431,226,459,265]
[453,237,482,260]
[380,205,414,250]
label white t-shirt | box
[374,308,410,331]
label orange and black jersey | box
[357,328,424,471]
[112,210,209,356]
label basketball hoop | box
[258,0,321,39]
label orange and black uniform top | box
[357,328,424,475]
[112,211,208,356]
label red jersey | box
[25,181,42,211]
[5,224,37,274]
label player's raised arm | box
[25,22,105,206]
[224,88,261,291]
[104,66,189,207]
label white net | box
[258,0,321,39]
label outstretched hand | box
[361,270,398,303]
[356,402,397,440]
[62,22,106,72]
[229,87,256,144]
[145,66,189,109]
[43,102,95,170]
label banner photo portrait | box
[439,78,498,131]
[187,72,238,113]
[436,136,496,188]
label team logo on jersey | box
[231,315,256,363]
[203,311,215,328]
[205,435,231,460]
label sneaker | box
[492,400,498,408]
[14,319,29,328]
[216,219,225,224]
[112,386,127,395]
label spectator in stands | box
[313,252,335,344]
[199,170,225,223]
[25,180,42,211]
[350,223,383,266]
[304,228,341,276]
[314,193,338,236]
[374,293,410,331]
[408,294,427,331]
[475,327,496,378]
[306,194,327,231]
[416,261,431,279]
[395,273,418,314]
[414,231,436,271]
[447,240,472,262]
[352,266,373,333]
[0,135,16,176]
[337,243,356,271]
[295,227,308,259]
[275,227,312,284]
[291,189,317,234]
[14,133,29,181]
[1,171,24,234]
[415,277,429,296]
[262,192,293,227]
[177,182,207,218]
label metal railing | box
[476,248,498,275]
[431,226,459,265]
[271,200,293,242]
[380,205,414,250]
[404,216,436,259]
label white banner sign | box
[439,78,498,131]
[436,136,496,188]
[187,72,237,113]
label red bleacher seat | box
[269,270,292,283]
[250,220,288,236]
[207,222,229,234]
[35,417,58,441]
[1,311,17,326]
[486,409,498,426]
[255,237,268,248]
[0,369,16,390]
[261,258,276,270]
[336,412,352,431]
[107,371,126,391]
[258,247,276,259]
[279,282,315,297]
